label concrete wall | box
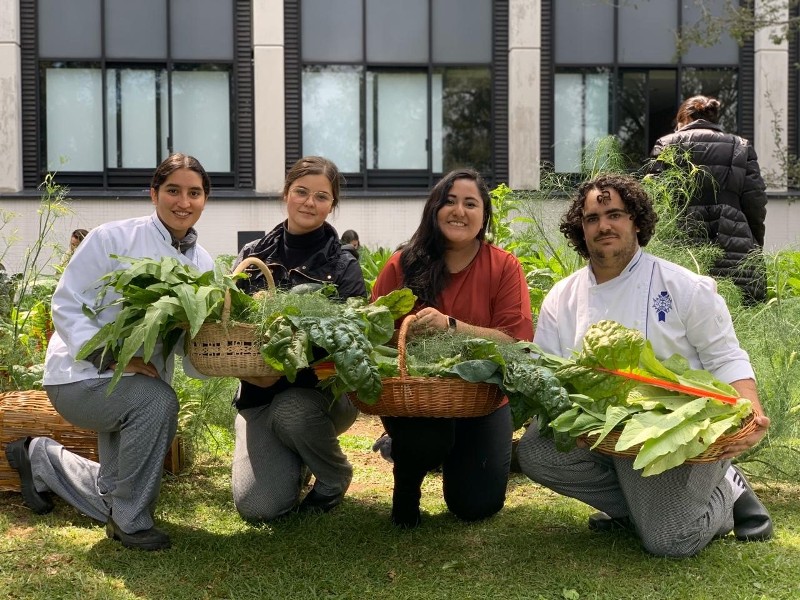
[0,195,429,273]
[1,193,797,274]
[0,0,22,193]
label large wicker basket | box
[187,257,279,378]
[349,315,504,418]
[580,406,762,463]
[0,390,183,492]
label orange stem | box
[594,367,738,405]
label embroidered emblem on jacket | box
[652,290,672,322]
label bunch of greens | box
[77,255,252,392]
[545,320,752,476]
[255,287,416,404]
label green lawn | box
[1,417,799,600]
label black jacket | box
[235,221,366,298]
[233,220,366,409]
[651,120,768,303]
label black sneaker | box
[588,511,633,532]
[106,517,171,551]
[5,437,54,515]
[731,467,773,542]
[297,489,344,514]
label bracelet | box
[448,315,457,331]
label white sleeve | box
[50,230,121,360]
[683,276,755,383]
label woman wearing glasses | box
[230,156,366,522]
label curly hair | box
[560,173,659,259]
[400,168,493,306]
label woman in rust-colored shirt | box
[371,168,533,528]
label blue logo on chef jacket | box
[652,291,672,322]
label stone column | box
[753,0,789,191]
[0,1,22,192]
[253,0,286,194]
[508,0,540,189]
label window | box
[298,0,495,188]
[550,0,741,173]
[35,0,235,186]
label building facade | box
[0,0,798,271]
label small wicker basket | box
[349,315,504,418]
[187,256,279,378]
[580,407,762,463]
[0,390,184,492]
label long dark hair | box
[400,168,493,306]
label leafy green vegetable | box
[257,288,416,404]
[77,256,248,393]
[533,320,753,475]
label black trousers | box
[381,403,512,521]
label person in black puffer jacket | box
[650,95,768,304]
[230,156,367,523]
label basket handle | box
[221,256,277,324]
[396,314,418,378]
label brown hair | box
[283,156,344,209]
[150,153,211,195]
[560,173,659,259]
[675,95,722,126]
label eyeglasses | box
[289,186,333,204]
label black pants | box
[381,403,512,521]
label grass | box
[2,416,800,600]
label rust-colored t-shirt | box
[371,243,534,342]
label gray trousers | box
[35,375,178,533]
[517,422,735,558]
[232,387,358,522]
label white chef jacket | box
[534,249,754,385]
[44,213,214,385]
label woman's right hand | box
[111,356,160,378]
[241,375,282,388]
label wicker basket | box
[1,390,183,492]
[349,315,505,418]
[187,256,279,378]
[580,407,762,463]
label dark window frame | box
[542,0,753,170]
[284,0,508,190]
[20,0,254,190]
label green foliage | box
[256,288,416,404]
[545,320,752,475]
[77,255,249,393]
[171,359,238,460]
[0,174,71,390]
[358,245,395,294]
[765,248,800,300]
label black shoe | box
[391,504,421,529]
[106,517,171,551]
[297,489,344,514]
[588,511,633,532]
[731,467,773,542]
[5,437,54,515]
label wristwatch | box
[448,315,457,331]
